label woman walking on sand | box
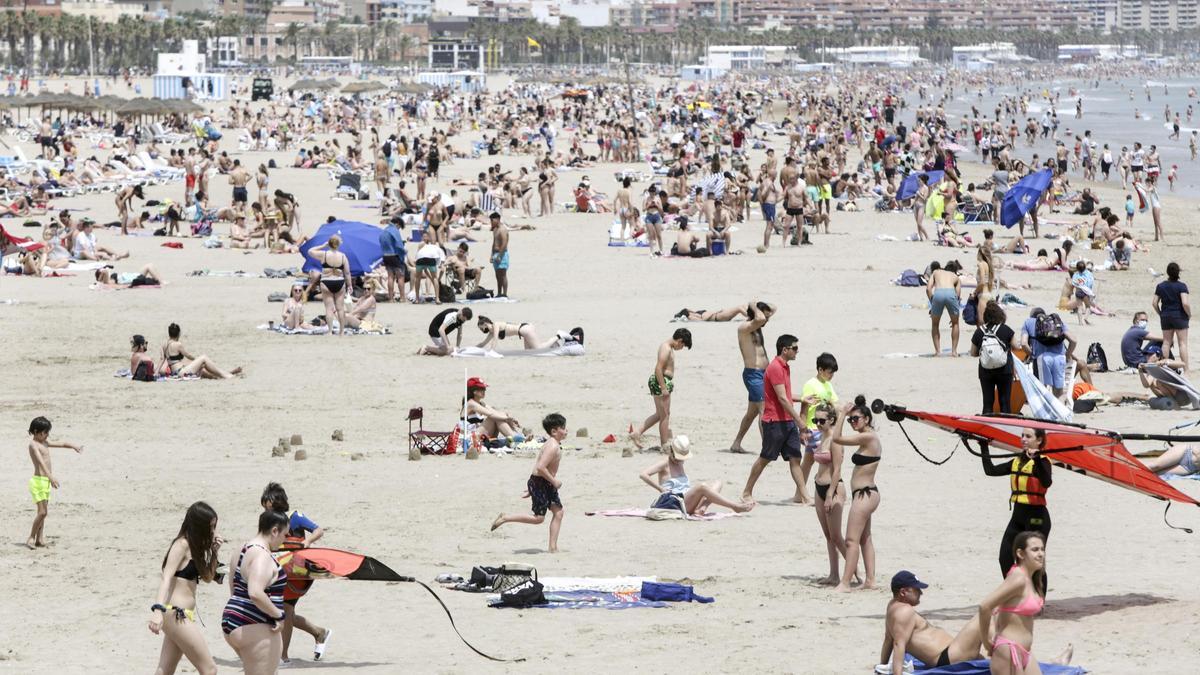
[149,502,223,675]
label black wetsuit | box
[981,441,1052,576]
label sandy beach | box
[2,73,1199,674]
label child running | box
[491,413,567,553]
[26,416,83,549]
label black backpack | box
[1087,342,1109,372]
[1034,313,1067,346]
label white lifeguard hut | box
[153,40,227,101]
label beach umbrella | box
[299,220,383,277]
[896,170,944,201]
[1,224,45,257]
[342,81,386,94]
[875,401,1200,524]
[999,169,1052,229]
[166,99,205,115]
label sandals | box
[313,628,333,661]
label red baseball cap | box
[467,377,488,389]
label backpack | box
[1034,313,1066,346]
[1086,342,1109,372]
[438,283,456,303]
[896,269,924,287]
[466,286,494,301]
[979,324,1009,370]
[962,295,979,326]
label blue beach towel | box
[536,590,668,610]
[641,581,714,603]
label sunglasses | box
[813,417,830,425]
[784,345,799,352]
[847,415,864,423]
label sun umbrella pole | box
[461,367,469,453]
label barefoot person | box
[221,509,289,675]
[811,404,847,585]
[977,428,1053,576]
[731,301,776,453]
[832,396,881,592]
[463,377,523,443]
[926,260,963,356]
[639,436,754,515]
[159,323,243,379]
[741,334,807,503]
[881,571,984,673]
[418,307,472,356]
[491,413,567,553]
[797,352,840,503]
[630,328,693,450]
[978,532,1049,675]
[25,416,82,549]
[305,235,353,336]
[150,502,222,675]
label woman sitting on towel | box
[462,377,522,443]
[158,323,243,379]
[475,316,561,352]
[282,284,311,330]
[977,532,1049,675]
[639,436,753,516]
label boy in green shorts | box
[26,416,83,549]
[798,353,838,500]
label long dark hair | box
[163,501,218,582]
[1012,531,1047,597]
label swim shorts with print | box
[527,475,562,516]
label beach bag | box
[491,564,537,594]
[1086,342,1109,372]
[896,269,923,287]
[979,324,1008,370]
[962,295,979,326]
[493,578,546,608]
[466,287,493,300]
[438,283,456,303]
[1034,313,1067,346]
[640,581,714,604]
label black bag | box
[1086,342,1109,372]
[491,564,537,593]
[438,283,456,303]
[962,294,979,326]
[494,578,546,608]
[1034,313,1066,346]
[466,287,494,300]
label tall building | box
[733,0,1085,32]
[379,0,432,23]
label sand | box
[1,75,1199,674]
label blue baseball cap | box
[891,570,929,593]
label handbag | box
[491,564,537,594]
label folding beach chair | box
[408,407,452,455]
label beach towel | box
[113,368,198,382]
[517,590,668,610]
[898,656,1085,674]
[462,296,518,304]
[585,508,742,521]
[256,323,391,336]
[609,239,650,247]
[452,344,584,358]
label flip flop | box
[313,628,332,661]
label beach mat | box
[256,323,391,336]
[452,344,584,358]
[586,508,742,521]
[531,590,668,610]
[113,368,199,382]
[908,657,1085,674]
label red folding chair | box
[408,407,452,455]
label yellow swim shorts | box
[29,475,50,503]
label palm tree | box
[284,22,303,61]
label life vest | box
[1009,457,1048,507]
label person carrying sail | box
[978,427,1053,576]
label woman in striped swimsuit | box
[222,510,289,675]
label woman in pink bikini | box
[977,531,1046,674]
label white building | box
[379,0,433,23]
[951,42,1030,69]
[431,0,479,18]
[558,0,612,27]
[821,45,923,67]
[680,64,727,82]
[1057,43,1140,61]
[416,70,485,92]
[705,45,792,71]
[60,0,143,21]
[153,40,228,100]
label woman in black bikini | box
[149,501,223,675]
[159,323,242,379]
[810,403,848,585]
[305,235,352,336]
[832,395,881,592]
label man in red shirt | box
[741,333,807,504]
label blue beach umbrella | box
[1000,169,1053,229]
[299,220,384,277]
[897,170,944,201]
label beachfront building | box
[733,0,1084,32]
[1074,0,1199,31]
[705,45,793,71]
[170,0,271,21]
[951,43,1032,70]
[1057,43,1141,61]
[416,70,485,91]
[153,39,228,100]
[680,64,727,81]
[821,46,923,68]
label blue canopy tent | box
[1000,169,1053,229]
[897,170,944,201]
[299,220,384,277]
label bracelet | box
[151,603,167,613]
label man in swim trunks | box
[741,333,807,503]
[490,212,510,297]
[782,176,807,246]
[926,260,962,356]
[881,571,984,674]
[229,160,250,216]
[630,328,692,450]
[731,301,776,453]
[758,166,779,248]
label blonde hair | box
[328,234,342,250]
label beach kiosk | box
[415,70,485,93]
[152,40,227,101]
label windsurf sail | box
[879,404,1200,508]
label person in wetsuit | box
[979,427,1052,576]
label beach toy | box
[602,434,616,443]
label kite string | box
[897,420,958,465]
[1162,502,1195,535]
[412,580,525,663]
